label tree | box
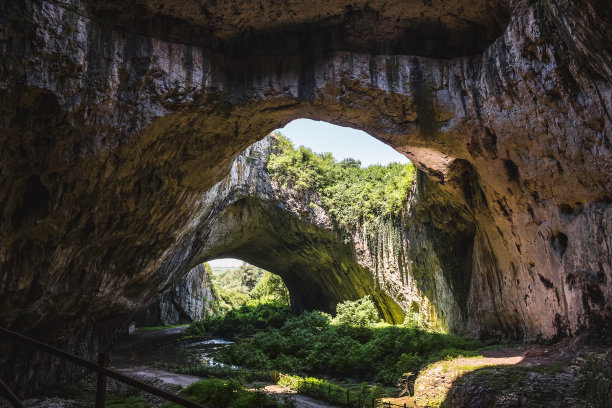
[251,272,290,305]
[333,296,379,327]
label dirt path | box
[111,326,203,388]
[262,384,340,408]
[112,328,340,407]
[113,363,202,388]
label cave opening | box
[1,0,610,404]
[134,118,416,330]
[185,118,417,325]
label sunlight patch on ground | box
[413,351,526,407]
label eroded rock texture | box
[0,0,610,392]
[135,263,215,326]
[173,137,405,323]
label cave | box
[0,0,611,399]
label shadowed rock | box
[0,0,610,393]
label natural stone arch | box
[0,0,610,393]
[201,195,405,323]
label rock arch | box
[0,0,610,392]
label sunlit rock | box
[0,0,610,392]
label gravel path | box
[113,363,202,387]
[111,327,340,407]
[262,384,340,408]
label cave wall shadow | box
[199,195,405,324]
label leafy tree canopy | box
[266,132,416,232]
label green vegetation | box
[333,296,379,327]
[267,132,416,232]
[184,301,292,339]
[209,263,290,314]
[277,373,385,407]
[581,353,612,408]
[164,378,291,408]
[211,263,266,312]
[187,298,482,385]
[250,272,290,305]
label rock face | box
[180,137,405,323]
[135,263,215,326]
[0,0,610,393]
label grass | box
[186,302,483,385]
[163,378,282,408]
[105,393,148,408]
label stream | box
[133,336,234,368]
[113,326,235,370]
[111,326,341,407]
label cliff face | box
[0,0,610,392]
[135,263,215,326]
[181,137,406,323]
[129,135,461,331]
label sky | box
[278,119,409,167]
[207,119,409,268]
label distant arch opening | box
[193,118,418,324]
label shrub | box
[166,378,279,408]
[209,308,483,385]
[251,272,290,304]
[184,301,292,338]
[333,296,379,327]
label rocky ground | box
[413,339,612,408]
[3,327,610,407]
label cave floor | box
[2,329,609,407]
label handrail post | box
[0,377,24,408]
[95,352,109,408]
[0,327,209,408]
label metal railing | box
[0,327,208,408]
[152,360,414,408]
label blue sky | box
[278,119,409,167]
[208,119,409,268]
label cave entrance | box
[198,118,413,324]
[207,258,291,312]
[277,119,410,167]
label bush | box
[278,374,384,407]
[209,307,483,385]
[165,378,279,408]
[251,272,290,304]
[333,296,379,327]
[184,301,292,338]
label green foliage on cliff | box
[266,132,416,231]
[251,272,291,304]
[214,263,265,295]
[209,263,290,313]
